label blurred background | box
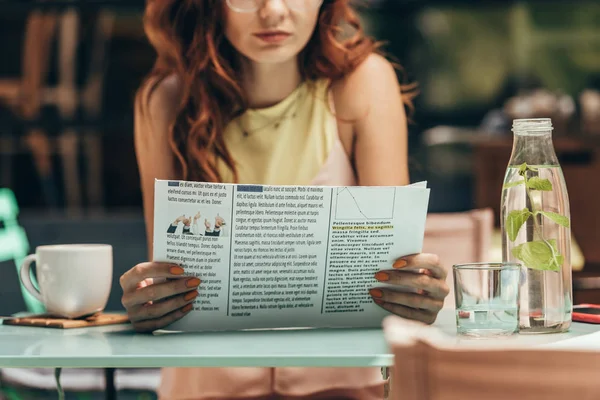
[0,0,599,398]
[1,0,599,314]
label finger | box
[131,303,194,333]
[136,278,153,289]
[129,289,198,323]
[392,253,447,279]
[369,288,443,312]
[120,262,187,292]
[373,300,437,325]
[374,270,449,300]
[122,276,201,308]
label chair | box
[0,5,114,211]
[423,209,494,308]
[383,315,600,400]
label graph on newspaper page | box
[334,187,396,220]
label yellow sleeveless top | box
[217,79,338,185]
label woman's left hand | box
[370,253,449,325]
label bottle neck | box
[509,131,559,167]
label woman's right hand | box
[120,262,201,332]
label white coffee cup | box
[20,244,113,319]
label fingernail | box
[169,266,184,275]
[184,291,198,301]
[393,259,407,269]
[374,299,384,306]
[186,278,201,288]
[181,304,193,313]
[416,289,425,295]
[369,288,383,298]
[374,271,390,282]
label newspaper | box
[153,179,430,331]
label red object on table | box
[573,304,600,324]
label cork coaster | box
[2,313,129,329]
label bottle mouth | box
[512,118,553,135]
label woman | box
[120,0,450,398]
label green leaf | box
[506,208,532,241]
[518,163,528,175]
[537,211,570,228]
[519,163,527,172]
[527,177,553,191]
[553,254,564,270]
[503,180,525,189]
[512,239,562,271]
[517,163,538,175]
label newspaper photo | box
[153,179,430,331]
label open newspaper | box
[153,179,430,331]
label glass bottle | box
[501,118,572,333]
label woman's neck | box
[240,57,302,109]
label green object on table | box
[0,188,45,314]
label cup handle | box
[19,254,43,303]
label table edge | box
[0,354,394,369]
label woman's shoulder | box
[137,74,183,120]
[330,53,399,120]
[135,74,183,139]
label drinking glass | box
[453,263,521,338]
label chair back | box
[423,209,494,308]
[383,315,600,400]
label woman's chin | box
[245,47,300,66]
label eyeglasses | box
[226,0,323,13]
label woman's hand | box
[370,253,449,325]
[120,262,201,332]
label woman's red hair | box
[138,0,415,183]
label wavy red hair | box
[138,0,415,183]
